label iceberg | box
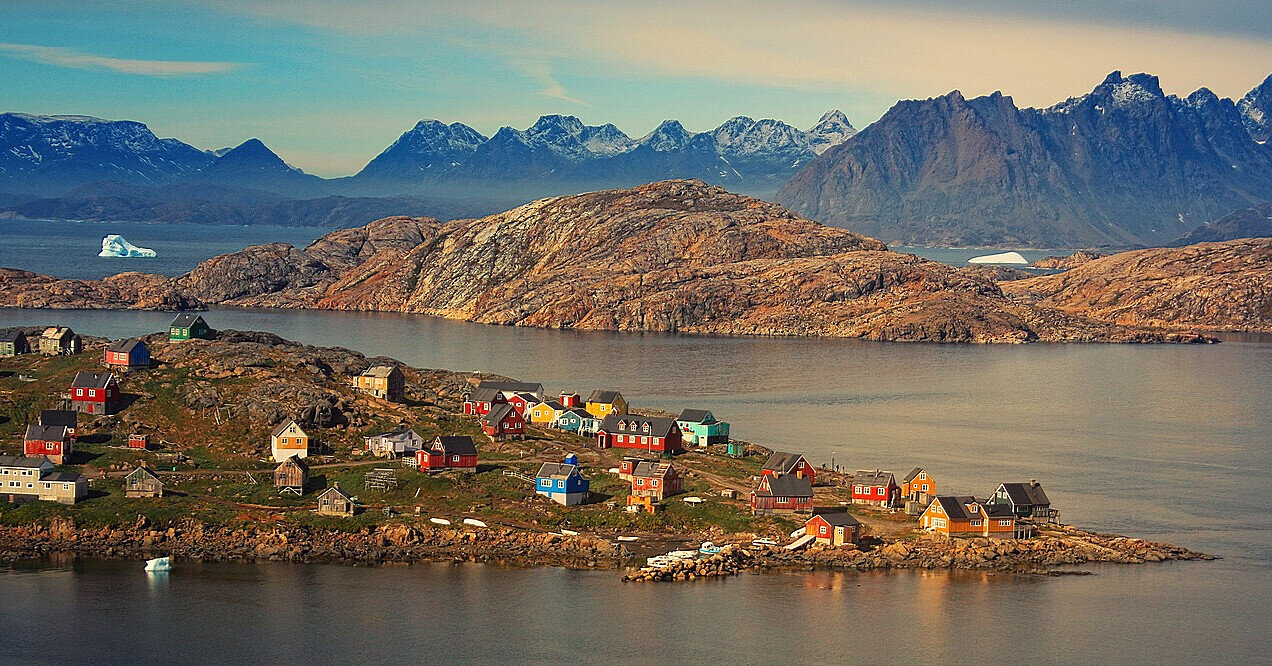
[967,251,1028,265]
[98,234,156,258]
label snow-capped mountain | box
[356,119,488,182]
[805,110,857,154]
[0,113,211,195]
[1239,74,1272,143]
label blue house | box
[555,408,602,435]
[535,458,590,506]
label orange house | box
[920,496,1020,539]
[902,467,936,501]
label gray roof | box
[931,496,977,521]
[43,472,86,483]
[170,313,205,327]
[369,426,420,442]
[631,461,675,478]
[270,419,304,438]
[0,328,26,343]
[537,400,566,411]
[535,462,580,479]
[42,326,75,340]
[71,371,116,389]
[588,389,622,404]
[433,435,477,456]
[126,466,161,482]
[468,387,504,404]
[677,408,714,423]
[599,413,678,436]
[318,485,352,501]
[755,474,813,498]
[813,511,861,527]
[560,408,592,420]
[851,470,896,486]
[903,467,925,483]
[763,451,807,475]
[39,410,77,428]
[481,403,516,426]
[999,482,1050,508]
[277,454,309,472]
[107,338,145,354]
[0,455,53,468]
[361,365,400,378]
[24,424,68,441]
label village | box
[0,318,1202,577]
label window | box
[75,388,83,397]
[819,525,827,535]
[922,484,929,491]
[932,517,947,528]
[970,519,983,527]
[854,485,862,493]
[652,479,659,487]
[556,479,564,489]
[43,483,50,489]
[919,472,927,480]
[999,520,1012,526]
[642,437,649,446]
[642,423,651,433]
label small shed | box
[124,466,164,498]
[39,327,81,355]
[128,434,150,450]
[274,455,309,493]
[105,338,151,368]
[0,328,29,356]
[316,484,355,516]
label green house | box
[169,313,213,341]
[676,408,730,447]
[0,328,29,356]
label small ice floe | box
[967,251,1028,265]
[144,556,171,572]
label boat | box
[429,517,451,526]
[667,550,698,561]
[699,542,722,555]
[144,557,171,572]
[751,538,778,547]
[682,496,704,504]
[616,535,639,542]
[462,518,487,528]
[561,529,579,536]
[646,555,670,567]
[790,527,806,538]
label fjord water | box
[0,307,1268,663]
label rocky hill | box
[777,72,1272,248]
[0,180,1220,343]
[1169,202,1272,246]
[1002,239,1272,332]
[1029,251,1106,271]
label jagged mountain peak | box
[806,109,857,154]
[639,120,692,151]
[1239,73,1272,142]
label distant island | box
[0,324,1211,575]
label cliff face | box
[1003,239,1272,332]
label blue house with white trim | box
[555,408,602,435]
[535,457,590,506]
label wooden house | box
[70,371,121,415]
[585,390,628,419]
[39,327,81,355]
[535,460,589,505]
[630,461,682,501]
[0,328,29,356]
[921,496,1022,538]
[505,391,537,417]
[24,424,71,464]
[104,338,150,368]
[0,456,85,504]
[462,387,507,416]
[475,380,545,400]
[851,470,900,507]
[128,433,150,450]
[553,408,595,434]
[274,455,309,493]
[355,365,405,402]
[806,510,862,546]
[420,435,478,472]
[618,456,649,481]
[596,414,683,453]
[168,313,213,341]
[270,419,310,463]
[316,484,355,516]
[902,467,936,502]
[558,391,582,408]
[479,403,525,440]
[124,465,164,498]
[988,481,1056,523]
[762,451,815,484]
[528,399,566,425]
[750,473,814,516]
[676,408,730,446]
[38,410,77,442]
[363,426,424,458]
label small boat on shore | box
[616,535,639,542]
[561,529,579,536]
[462,518,487,528]
[699,542,722,555]
[429,517,451,526]
[667,550,699,561]
[144,557,170,572]
[646,555,670,567]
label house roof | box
[755,474,813,498]
[763,451,807,474]
[536,462,580,479]
[39,410,77,428]
[677,408,713,423]
[278,454,309,472]
[468,387,503,403]
[433,435,477,456]
[369,426,420,442]
[24,424,68,441]
[903,467,925,483]
[999,482,1050,507]
[561,408,592,420]
[931,496,976,521]
[536,400,566,411]
[0,455,53,469]
[42,326,74,340]
[632,461,675,478]
[126,466,161,482]
[0,328,25,343]
[813,511,861,527]
[107,338,145,354]
[851,470,896,486]
[318,485,352,501]
[513,392,538,402]
[984,503,1015,519]
[477,380,543,394]
[44,472,86,483]
[270,419,305,438]
[361,365,400,378]
[71,371,116,389]
[588,389,622,404]
[170,313,205,327]
[599,413,678,436]
[481,403,516,425]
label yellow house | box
[585,390,627,419]
[529,400,566,425]
[270,419,310,463]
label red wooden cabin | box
[480,404,525,440]
[750,473,813,516]
[596,415,683,453]
[128,434,150,450]
[24,424,72,464]
[70,371,121,415]
[462,388,507,416]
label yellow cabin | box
[585,389,627,419]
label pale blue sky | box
[3,0,1270,176]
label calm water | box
[0,307,1268,662]
[0,219,323,279]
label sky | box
[2,0,1270,177]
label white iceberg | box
[967,251,1028,265]
[98,234,156,258]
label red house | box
[762,451,816,485]
[104,338,150,369]
[505,392,537,417]
[631,461,683,501]
[750,473,814,516]
[596,415,683,453]
[463,387,507,416]
[480,404,525,440]
[24,424,72,464]
[416,435,478,472]
[39,410,77,442]
[851,470,900,507]
[128,434,150,450]
[70,371,121,415]
[618,456,650,481]
[558,391,582,408]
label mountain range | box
[777,72,1272,248]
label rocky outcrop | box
[1030,251,1107,271]
[0,268,202,310]
[1003,239,1272,332]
